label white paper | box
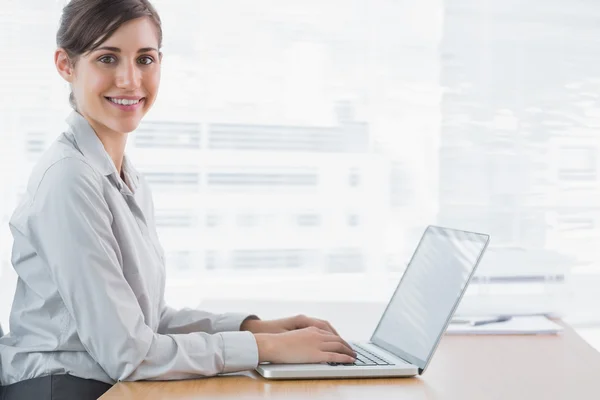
[445,316,564,335]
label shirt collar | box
[65,111,141,191]
[122,153,141,192]
[66,111,118,177]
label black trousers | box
[0,374,113,400]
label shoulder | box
[10,155,106,235]
[10,133,110,233]
[25,151,104,212]
[37,130,107,187]
[41,155,100,188]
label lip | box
[105,96,145,112]
[105,95,144,100]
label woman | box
[0,1,356,398]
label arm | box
[26,158,258,382]
[158,300,260,335]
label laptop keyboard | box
[327,343,394,367]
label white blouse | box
[0,111,259,385]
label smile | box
[105,97,145,111]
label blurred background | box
[1,0,599,349]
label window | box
[2,1,600,339]
[155,209,198,228]
[348,169,360,187]
[232,249,314,270]
[143,171,200,191]
[166,251,199,279]
[135,121,201,149]
[207,170,318,188]
[347,214,360,227]
[558,147,597,182]
[326,248,364,273]
[208,122,368,153]
[296,213,321,227]
[557,216,595,233]
[236,213,260,228]
[205,213,222,228]
[26,131,46,156]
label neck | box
[80,111,128,175]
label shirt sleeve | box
[158,301,260,335]
[26,158,259,382]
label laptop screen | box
[371,226,489,372]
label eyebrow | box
[94,46,159,54]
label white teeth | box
[109,98,141,106]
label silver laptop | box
[256,225,490,379]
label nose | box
[115,59,141,90]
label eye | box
[98,55,116,64]
[138,56,154,65]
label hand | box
[241,314,341,336]
[254,327,357,364]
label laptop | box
[256,225,490,379]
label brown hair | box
[56,0,163,109]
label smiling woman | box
[55,3,162,151]
[0,1,355,399]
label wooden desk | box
[101,301,600,400]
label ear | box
[55,48,75,83]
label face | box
[55,17,162,135]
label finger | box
[321,341,355,357]
[294,314,311,329]
[312,320,335,334]
[320,339,356,358]
[324,352,356,364]
[321,320,340,336]
[315,327,335,335]
[318,330,354,353]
